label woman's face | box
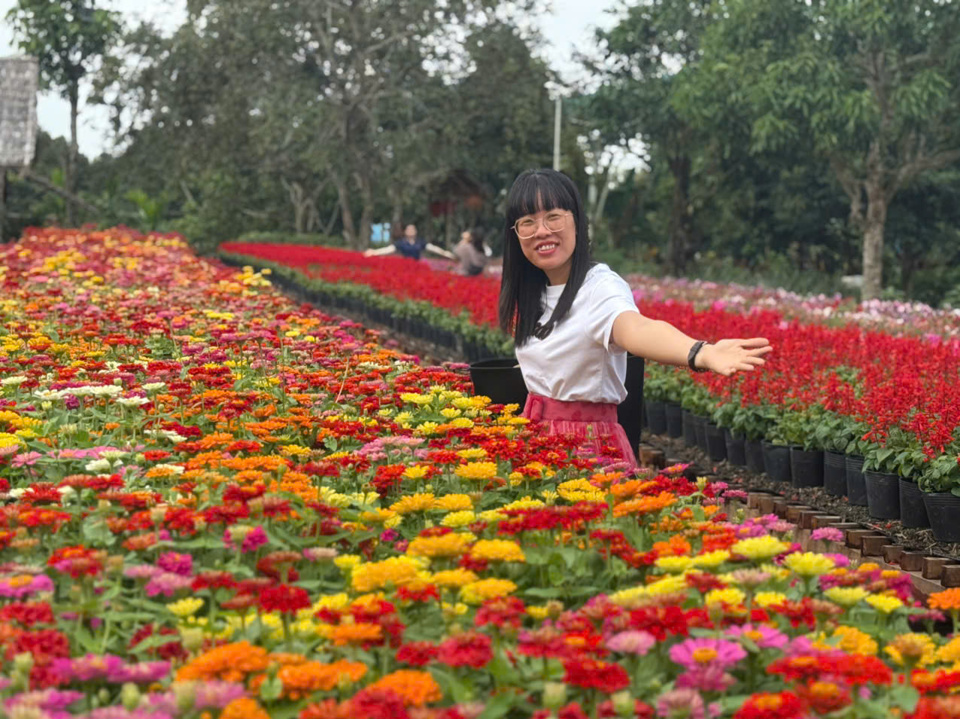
[460,231,472,243]
[514,207,575,285]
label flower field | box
[223,242,960,528]
[7,227,960,718]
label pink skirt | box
[522,393,639,471]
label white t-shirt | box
[515,264,641,404]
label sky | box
[0,0,622,159]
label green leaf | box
[477,691,518,719]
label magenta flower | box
[157,552,193,577]
[144,572,193,598]
[725,624,789,651]
[113,660,171,684]
[669,637,747,672]
[5,688,84,712]
[606,630,656,656]
[53,654,125,682]
[0,574,54,599]
[675,664,737,693]
[810,527,844,542]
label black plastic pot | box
[845,455,867,506]
[469,358,528,408]
[823,451,847,497]
[646,400,668,436]
[665,403,683,438]
[761,440,791,483]
[681,410,698,447]
[899,479,929,529]
[724,430,746,466]
[745,439,764,473]
[923,492,960,543]
[705,422,727,462]
[695,416,709,453]
[790,447,824,488]
[616,355,646,456]
[864,470,900,519]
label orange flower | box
[220,697,270,719]
[330,622,383,647]
[367,670,442,707]
[278,659,367,698]
[652,535,692,558]
[612,491,676,518]
[176,641,270,683]
[929,588,960,612]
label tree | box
[696,0,960,300]
[589,0,716,273]
[7,0,120,225]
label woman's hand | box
[697,338,772,376]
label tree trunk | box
[357,172,373,249]
[334,175,358,248]
[0,169,6,242]
[390,190,404,237]
[67,82,80,227]
[861,180,888,301]
[667,155,692,275]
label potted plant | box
[778,405,825,488]
[731,402,774,474]
[713,399,745,466]
[919,452,960,541]
[762,410,793,484]
[813,411,859,497]
[862,426,914,521]
[663,370,687,438]
[643,365,670,436]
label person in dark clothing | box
[453,227,492,276]
[363,224,455,261]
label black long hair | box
[498,169,594,346]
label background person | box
[499,169,772,470]
[363,223,455,261]
[453,227,492,276]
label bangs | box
[506,170,578,225]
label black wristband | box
[687,340,708,372]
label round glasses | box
[512,211,570,240]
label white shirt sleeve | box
[584,270,641,351]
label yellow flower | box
[503,497,545,511]
[824,586,868,607]
[456,448,487,460]
[731,536,790,562]
[168,598,204,618]
[754,591,788,608]
[885,633,936,667]
[830,625,878,656]
[693,550,731,569]
[359,509,401,528]
[434,494,473,511]
[448,418,475,429]
[705,587,745,608]
[557,478,605,503]
[406,533,473,559]
[937,636,960,664]
[403,465,431,481]
[864,593,904,614]
[334,555,362,572]
[470,539,525,563]
[350,557,424,593]
[454,462,498,481]
[783,552,836,577]
[656,556,694,573]
[461,578,518,605]
[400,393,433,405]
[390,493,437,514]
[441,511,476,528]
[441,408,462,419]
[430,569,479,588]
[415,422,440,436]
[526,605,550,620]
[479,509,506,523]
[645,574,689,597]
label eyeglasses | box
[512,211,571,240]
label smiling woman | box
[499,169,772,469]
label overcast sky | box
[0,0,621,159]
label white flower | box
[84,459,113,473]
[116,397,149,408]
[1,376,27,387]
[8,488,27,499]
[142,382,166,392]
[100,450,128,461]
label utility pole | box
[553,97,562,171]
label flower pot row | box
[647,400,960,544]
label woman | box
[363,224,455,261]
[499,169,772,470]
[453,227,492,276]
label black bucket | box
[923,492,960,543]
[724,430,746,466]
[695,416,709,452]
[865,470,900,519]
[665,403,683,438]
[845,454,867,506]
[705,422,727,462]
[745,440,764,473]
[899,479,930,529]
[469,358,528,408]
[823,451,847,497]
[790,448,824,488]
[646,400,668,436]
[762,441,791,483]
[617,355,646,455]
[682,410,698,447]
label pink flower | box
[811,527,844,543]
[605,630,655,655]
[669,638,746,672]
[725,624,789,650]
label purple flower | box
[811,527,844,543]
[669,638,747,672]
[157,552,193,577]
[606,630,656,656]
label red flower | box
[734,691,805,719]
[396,641,437,667]
[257,584,311,615]
[436,631,493,668]
[562,658,630,693]
[346,688,409,719]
